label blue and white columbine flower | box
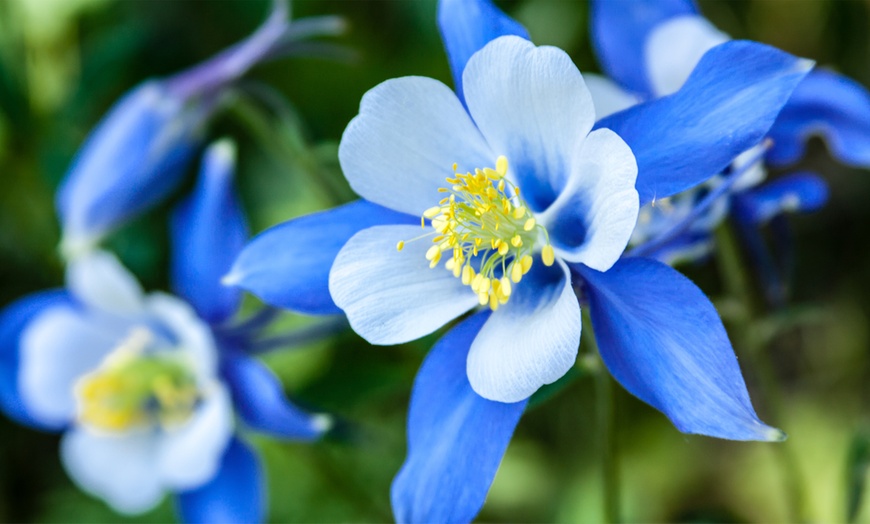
[0,141,330,522]
[57,0,344,257]
[589,0,868,264]
[227,1,812,519]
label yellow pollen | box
[510,261,523,283]
[75,329,199,432]
[396,241,405,251]
[399,156,554,310]
[542,245,555,266]
[521,255,533,274]
[499,277,512,297]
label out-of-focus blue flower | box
[227,0,811,519]
[0,141,331,522]
[57,0,345,258]
[589,0,864,263]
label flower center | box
[399,156,554,311]
[75,328,200,432]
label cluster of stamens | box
[75,329,200,432]
[397,156,554,311]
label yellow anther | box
[521,255,533,274]
[542,245,555,266]
[471,273,483,293]
[404,156,550,309]
[75,332,199,433]
[510,261,523,283]
[496,155,508,177]
[396,241,405,252]
[452,162,458,171]
[462,265,474,286]
[499,277,512,297]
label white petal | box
[541,128,639,271]
[467,260,581,403]
[61,427,164,514]
[66,250,144,315]
[329,225,479,345]
[145,292,218,383]
[158,384,233,490]
[583,73,642,120]
[645,15,730,97]
[463,36,595,211]
[338,76,493,217]
[19,306,129,426]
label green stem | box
[714,223,809,522]
[584,313,620,523]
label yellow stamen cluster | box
[75,329,199,432]
[399,156,554,311]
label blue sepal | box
[391,312,527,523]
[596,40,813,205]
[225,200,416,315]
[732,172,828,225]
[222,353,328,441]
[577,257,783,441]
[767,69,870,168]
[591,0,697,95]
[438,0,530,104]
[0,290,71,431]
[176,437,264,524]
[56,81,203,254]
[171,140,247,325]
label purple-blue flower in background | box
[56,0,345,257]
[226,0,813,519]
[590,0,868,266]
[0,141,331,523]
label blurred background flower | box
[1,0,870,522]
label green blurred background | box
[2,0,870,522]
